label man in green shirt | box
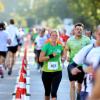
[66,23,90,100]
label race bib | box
[48,62,58,70]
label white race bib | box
[48,62,58,70]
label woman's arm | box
[39,51,49,62]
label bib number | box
[48,62,58,70]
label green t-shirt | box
[66,35,90,63]
[41,43,63,72]
[32,33,38,42]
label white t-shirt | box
[0,31,8,51]
[6,25,20,47]
[90,37,95,44]
[73,44,100,95]
[35,35,47,50]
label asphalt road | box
[0,47,70,100]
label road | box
[0,46,70,100]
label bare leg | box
[12,53,16,67]
[7,51,13,75]
[45,96,50,100]
[0,56,5,78]
[76,82,82,100]
[77,83,82,93]
[70,81,76,100]
[52,97,56,100]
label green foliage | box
[32,0,70,24]
[0,2,4,12]
[41,17,62,28]
[1,0,99,29]
[66,0,100,29]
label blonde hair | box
[50,30,59,38]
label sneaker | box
[8,69,12,75]
[1,74,4,78]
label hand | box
[61,57,66,63]
[48,53,56,59]
[71,67,81,75]
[66,56,70,62]
[84,66,94,73]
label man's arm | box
[89,68,100,100]
[68,62,81,75]
[64,45,70,62]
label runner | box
[6,19,20,75]
[69,25,100,100]
[66,23,90,100]
[16,27,24,57]
[31,28,38,44]
[34,28,47,70]
[85,29,95,44]
[0,22,10,78]
[39,30,65,100]
[60,29,69,46]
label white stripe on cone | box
[17,82,26,89]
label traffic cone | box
[17,72,27,100]
[21,59,27,75]
[19,73,26,86]
[23,48,27,61]
[15,87,21,100]
[23,56,27,68]
[15,73,26,99]
[24,47,28,63]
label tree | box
[0,2,4,12]
[66,0,100,29]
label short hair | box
[74,23,84,28]
[10,19,15,24]
[50,30,57,34]
[0,22,6,30]
[85,29,92,35]
[41,28,45,33]
[50,30,59,37]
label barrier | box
[12,47,31,100]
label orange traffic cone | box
[21,59,27,74]
[19,73,26,95]
[24,48,28,65]
[24,48,27,60]
[15,88,21,100]
[19,73,26,86]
